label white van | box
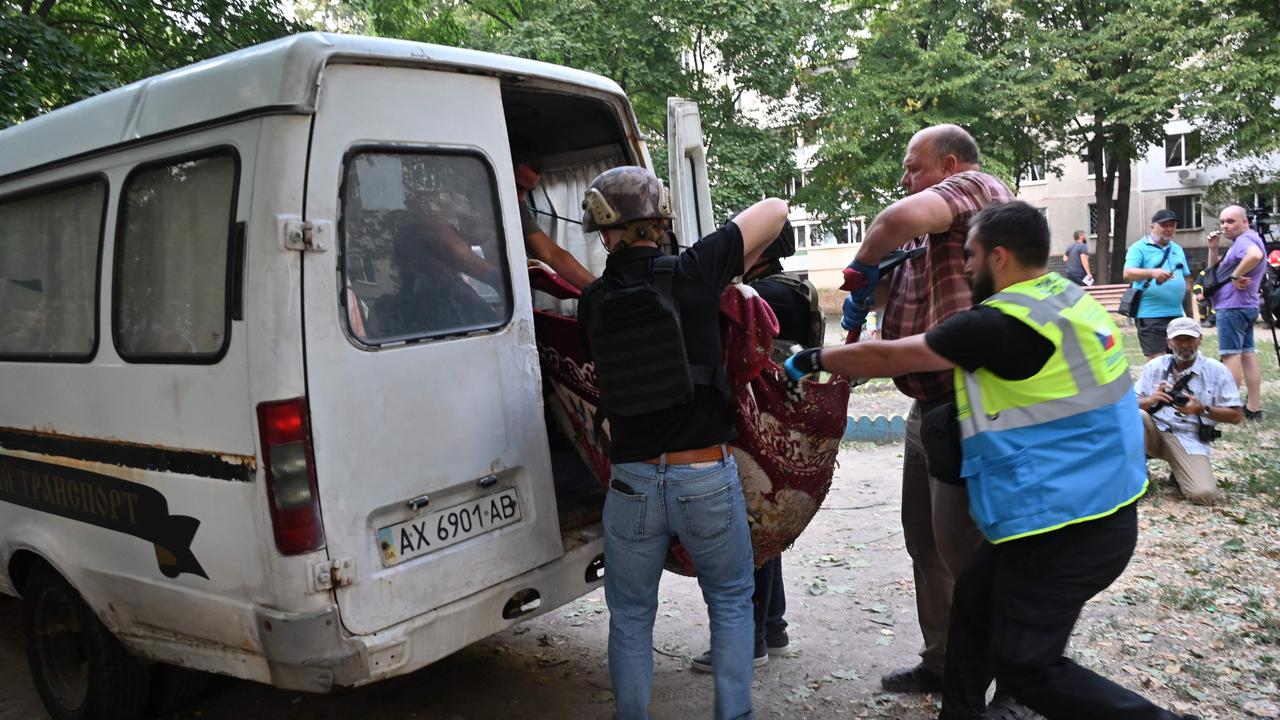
[0,32,716,718]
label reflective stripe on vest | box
[954,272,1148,544]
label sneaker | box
[1245,408,1263,422]
[689,647,768,673]
[879,663,944,693]
[765,628,790,656]
[984,693,1042,720]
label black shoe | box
[765,627,790,655]
[879,663,944,693]
[689,646,768,673]
[983,693,1043,720]
[1245,408,1263,422]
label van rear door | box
[667,98,716,244]
[302,63,562,635]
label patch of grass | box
[1159,585,1218,612]
[1242,591,1280,646]
[1219,452,1280,505]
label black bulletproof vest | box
[583,255,725,419]
[753,273,825,362]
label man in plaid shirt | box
[840,125,1022,715]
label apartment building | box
[1018,119,1280,273]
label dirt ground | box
[4,431,1277,719]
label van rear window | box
[113,151,238,362]
[341,150,513,345]
[0,177,106,361]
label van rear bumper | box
[256,526,604,692]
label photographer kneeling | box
[1136,317,1243,506]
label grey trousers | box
[902,400,985,674]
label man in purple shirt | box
[1207,205,1267,421]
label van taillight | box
[256,398,325,555]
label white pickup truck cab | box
[0,32,716,719]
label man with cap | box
[1135,316,1243,505]
[577,165,788,720]
[689,219,820,674]
[1123,209,1194,359]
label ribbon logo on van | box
[0,455,207,579]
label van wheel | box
[145,663,212,716]
[22,565,150,720]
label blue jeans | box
[604,450,755,720]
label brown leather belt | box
[644,446,725,465]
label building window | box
[1020,163,1046,184]
[1164,132,1201,169]
[1081,150,1108,178]
[1166,195,1202,229]
[1087,203,1116,236]
[794,223,809,249]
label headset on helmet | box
[581,166,674,233]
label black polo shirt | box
[924,306,1054,380]
[579,222,744,462]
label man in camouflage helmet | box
[577,165,788,720]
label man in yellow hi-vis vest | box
[785,201,1193,720]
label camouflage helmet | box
[581,166,674,232]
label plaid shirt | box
[881,170,1014,401]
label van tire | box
[145,663,212,716]
[22,565,151,720]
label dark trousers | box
[940,504,1180,720]
[752,556,786,650]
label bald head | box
[1219,204,1251,240]
[911,125,981,165]
[900,124,982,194]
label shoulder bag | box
[1117,242,1174,318]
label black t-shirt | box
[751,272,816,346]
[580,222,744,462]
[923,306,1055,380]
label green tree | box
[308,0,824,219]
[801,0,1279,282]
[2,0,307,127]
[797,0,1062,234]
[1016,0,1269,281]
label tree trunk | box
[1089,136,1115,283]
[1111,157,1132,283]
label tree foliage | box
[2,0,306,127]
[801,0,1280,282]
[298,0,823,218]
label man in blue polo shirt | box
[1124,209,1193,358]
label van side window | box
[0,177,107,361]
[113,151,238,362]
[342,150,513,345]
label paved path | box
[1,444,930,719]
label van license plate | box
[377,489,521,567]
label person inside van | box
[510,136,597,290]
[367,218,498,339]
